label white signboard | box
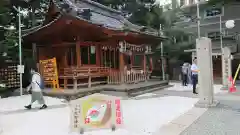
[69,93,123,134]
[17,65,24,74]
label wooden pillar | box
[76,42,81,67]
[113,48,116,68]
[100,45,103,66]
[143,54,146,72]
[64,51,68,67]
[32,43,39,71]
[32,43,37,62]
[130,53,134,68]
[149,56,153,71]
[119,51,125,84]
[96,44,100,66]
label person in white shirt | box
[181,63,189,86]
[25,67,47,110]
[191,59,198,94]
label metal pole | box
[159,24,165,80]
[197,1,201,38]
[220,15,223,49]
[18,6,23,96]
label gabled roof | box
[23,0,166,39]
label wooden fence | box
[108,69,150,84]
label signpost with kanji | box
[39,57,59,90]
[69,93,123,134]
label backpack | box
[35,73,45,90]
[182,66,188,74]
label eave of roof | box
[23,14,62,37]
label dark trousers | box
[182,74,188,86]
[192,74,198,93]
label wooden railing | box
[59,66,110,89]
[108,69,150,84]
[58,66,151,88]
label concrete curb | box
[215,94,240,101]
[153,107,207,135]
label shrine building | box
[23,0,167,90]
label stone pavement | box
[180,99,240,135]
[152,82,240,135]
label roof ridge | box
[80,0,122,14]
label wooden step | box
[59,81,107,87]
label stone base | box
[195,100,219,108]
[220,86,228,90]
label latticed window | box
[67,47,77,66]
[80,46,96,65]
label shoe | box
[40,104,47,109]
[193,92,198,94]
[24,105,32,110]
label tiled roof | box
[24,0,165,39]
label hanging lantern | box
[149,46,152,52]
[145,46,148,53]
[225,20,235,29]
[90,46,96,54]
[119,41,124,52]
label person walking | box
[187,63,192,84]
[191,59,198,94]
[182,63,189,86]
[25,67,47,110]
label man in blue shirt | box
[191,59,198,94]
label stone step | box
[128,85,172,97]
[127,81,168,94]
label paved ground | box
[180,99,240,135]
[150,82,240,135]
[177,84,240,135]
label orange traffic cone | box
[229,77,237,93]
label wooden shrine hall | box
[23,0,167,90]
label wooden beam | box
[51,42,75,47]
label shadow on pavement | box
[0,104,67,115]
